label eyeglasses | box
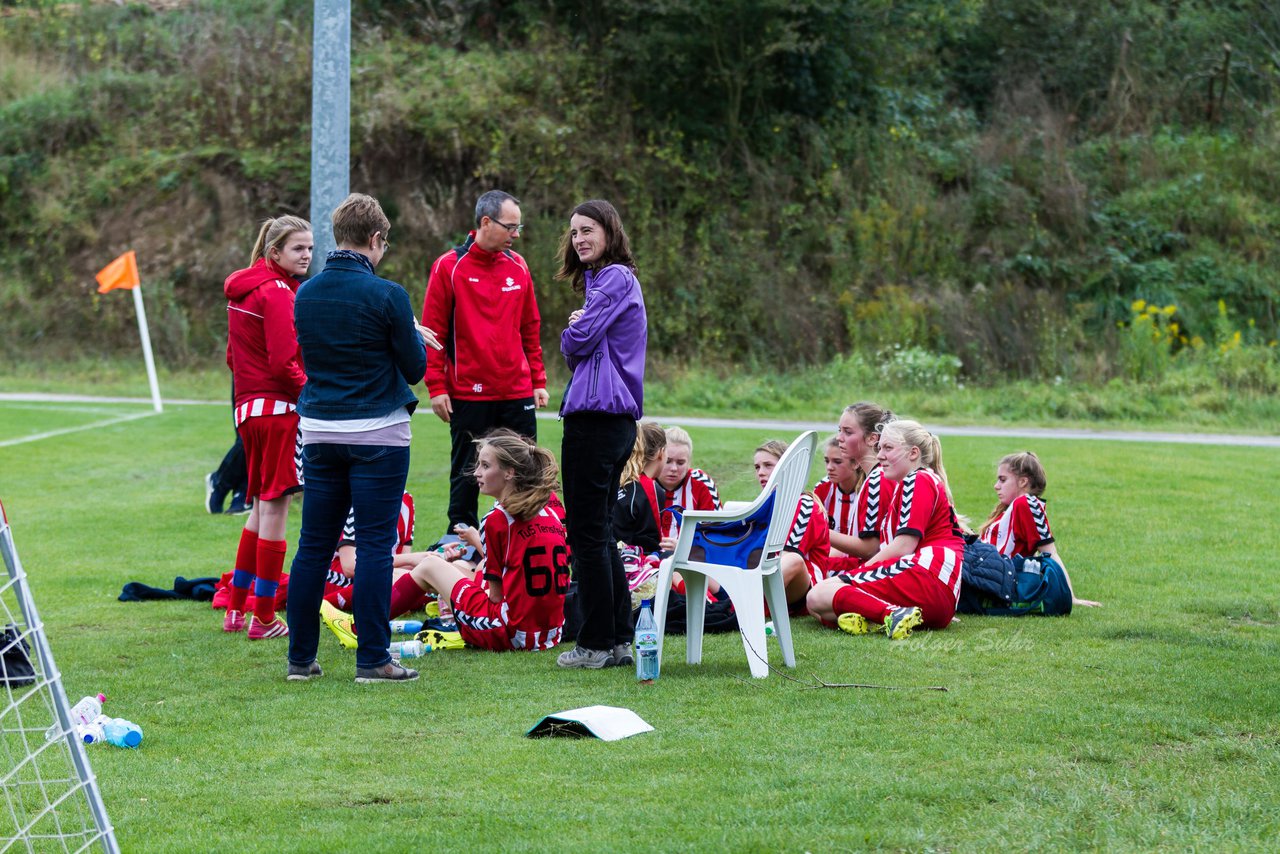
[379,232,391,251]
[490,218,524,235]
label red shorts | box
[450,574,563,652]
[240,413,301,501]
[831,562,957,629]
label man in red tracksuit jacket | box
[422,189,548,534]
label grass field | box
[1,398,1278,852]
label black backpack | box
[1,624,36,686]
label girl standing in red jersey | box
[981,451,1100,608]
[807,419,965,639]
[221,216,312,640]
[401,430,570,652]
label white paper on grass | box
[527,705,653,741]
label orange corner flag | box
[95,250,140,294]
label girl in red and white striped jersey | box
[221,216,312,640]
[813,435,859,542]
[981,452,1100,608]
[807,420,965,639]
[399,429,569,651]
[753,440,830,610]
[655,426,721,537]
[825,401,899,568]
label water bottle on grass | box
[390,640,425,659]
[103,718,142,749]
[47,693,105,740]
[634,599,660,683]
[389,619,423,635]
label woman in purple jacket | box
[554,200,648,669]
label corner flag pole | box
[130,284,163,413]
[95,250,163,413]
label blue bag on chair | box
[686,494,775,568]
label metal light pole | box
[309,0,351,272]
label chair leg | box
[718,573,769,678]
[654,558,673,664]
[763,571,796,668]
[683,572,708,666]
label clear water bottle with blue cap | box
[634,599,660,683]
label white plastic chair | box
[654,431,818,678]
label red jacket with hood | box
[224,257,306,412]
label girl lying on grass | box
[807,419,965,639]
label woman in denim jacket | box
[554,199,648,669]
[285,193,440,684]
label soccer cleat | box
[222,609,246,633]
[556,645,612,669]
[225,491,251,515]
[355,661,419,684]
[884,606,923,640]
[320,601,358,650]
[415,629,465,651]
[247,616,289,640]
[286,661,323,682]
[205,473,229,514]
[836,613,873,636]
[610,643,634,667]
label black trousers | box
[561,413,636,652]
[447,396,537,531]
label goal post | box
[1,499,118,853]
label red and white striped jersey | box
[481,503,569,648]
[325,492,415,587]
[233,397,297,428]
[784,492,831,580]
[813,478,858,536]
[892,468,965,593]
[981,494,1054,558]
[656,469,721,533]
[855,467,899,547]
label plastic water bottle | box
[103,718,142,749]
[764,620,775,637]
[389,619,423,635]
[47,693,105,739]
[389,640,425,659]
[634,599,660,683]
[77,719,105,745]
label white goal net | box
[1,499,117,853]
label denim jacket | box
[294,253,427,420]
[559,264,647,419]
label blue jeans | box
[286,443,410,670]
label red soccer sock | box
[228,528,259,613]
[251,538,287,625]
[389,573,428,619]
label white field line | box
[0,410,159,448]
[1,393,1277,447]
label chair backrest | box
[758,431,817,571]
[681,431,818,575]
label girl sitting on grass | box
[806,420,964,639]
[753,439,831,612]
[825,401,898,566]
[613,421,669,556]
[397,429,569,651]
[980,452,1101,608]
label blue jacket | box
[294,253,427,420]
[560,264,646,419]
